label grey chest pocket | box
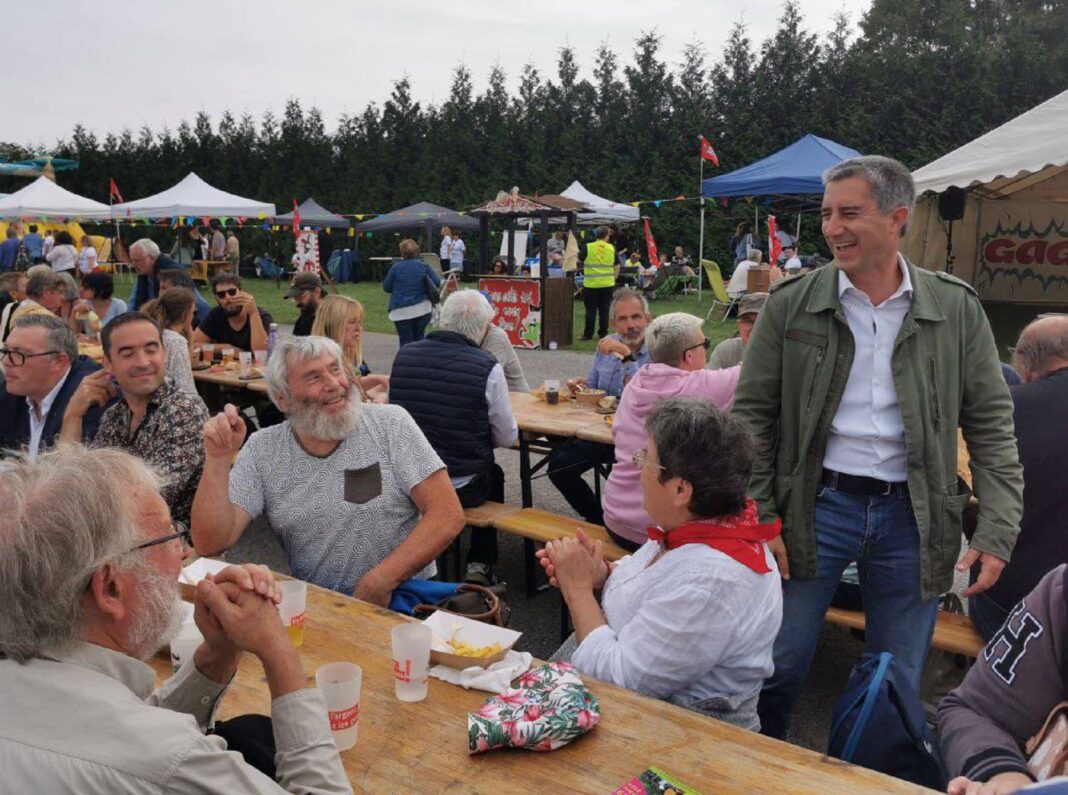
[344,464,382,504]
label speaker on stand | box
[937,188,967,274]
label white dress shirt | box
[451,363,518,489]
[823,255,913,482]
[26,367,70,458]
[570,540,781,723]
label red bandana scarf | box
[646,498,782,574]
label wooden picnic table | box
[189,259,234,285]
[151,580,932,794]
[192,366,269,394]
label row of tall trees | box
[2,0,1065,262]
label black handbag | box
[425,273,441,305]
[413,583,511,627]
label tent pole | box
[697,155,705,303]
[796,213,802,245]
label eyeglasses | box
[127,521,192,555]
[684,339,711,355]
[215,287,239,299]
[0,348,60,367]
[632,447,667,471]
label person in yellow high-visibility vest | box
[581,226,618,340]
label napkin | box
[467,662,600,754]
[430,650,533,693]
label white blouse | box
[161,328,199,398]
[571,539,782,712]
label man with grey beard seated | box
[0,445,349,793]
[190,335,464,606]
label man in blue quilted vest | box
[390,290,518,586]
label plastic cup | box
[278,580,308,648]
[316,662,362,751]
[169,622,203,672]
[391,623,431,702]
[253,349,267,367]
[221,347,235,366]
[201,343,215,365]
[238,351,252,376]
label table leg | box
[519,433,533,508]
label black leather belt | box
[821,469,908,497]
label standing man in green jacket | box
[733,155,1023,740]
[581,226,617,340]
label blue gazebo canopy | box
[702,134,861,198]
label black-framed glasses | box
[632,447,667,471]
[215,287,239,299]
[0,348,61,367]
[684,338,711,355]
[127,521,192,555]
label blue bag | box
[828,652,947,789]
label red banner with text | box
[478,277,542,349]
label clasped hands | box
[535,529,610,593]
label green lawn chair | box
[701,259,739,322]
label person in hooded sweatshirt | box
[602,312,740,550]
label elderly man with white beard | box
[191,335,464,606]
[0,445,350,793]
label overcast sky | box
[9,0,869,147]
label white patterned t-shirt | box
[229,403,444,594]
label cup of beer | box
[201,343,215,365]
[221,347,235,367]
[278,580,308,647]
[316,662,362,751]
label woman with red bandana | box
[538,397,783,731]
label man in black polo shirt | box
[192,273,272,352]
[286,273,323,337]
[969,315,1068,640]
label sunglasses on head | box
[215,287,239,299]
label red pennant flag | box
[292,199,301,237]
[767,216,782,263]
[109,178,124,204]
[699,135,719,166]
[643,218,661,267]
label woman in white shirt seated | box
[538,396,783,731]
[140,288,198,397]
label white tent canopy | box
[560,180,640,225]
[111,172,275,219]
[0,176,111,220]
[913,90,1068,196]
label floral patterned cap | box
[468,662,600,754]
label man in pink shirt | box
[602,312,740,549]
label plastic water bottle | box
[266,323,278,359]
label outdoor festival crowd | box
[0,155,1064,794]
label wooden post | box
[539,210,549,349]
[478,214,490,273]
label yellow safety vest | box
[584,240,617,288]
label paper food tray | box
[424,612,521,670]
[178,557,229,600]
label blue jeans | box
[394,313,431,347]
[757,485,939,739]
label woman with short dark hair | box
[540,396,783,730]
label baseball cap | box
[738,292,768,317]
[284,272,322,298]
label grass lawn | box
[234,277,741,354]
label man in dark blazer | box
[0,315,110,457]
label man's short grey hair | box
[1013,316,1068,379]
[12,314,78,363]
[646,396,755,518]
[646,312,704,365]
[609,286,649,319]
[24,268,57,300]
[823,155,916,236]
[265,334,346,406]
[746,248,763,264]
[130,238,161,260]
[53,271,78,301]
[438,290,494,342]
[0,445,163,663]
[24,263,52,281]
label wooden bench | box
[437,502,524,581]
[826,605,985,658]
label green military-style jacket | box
[733,259,1023,600]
